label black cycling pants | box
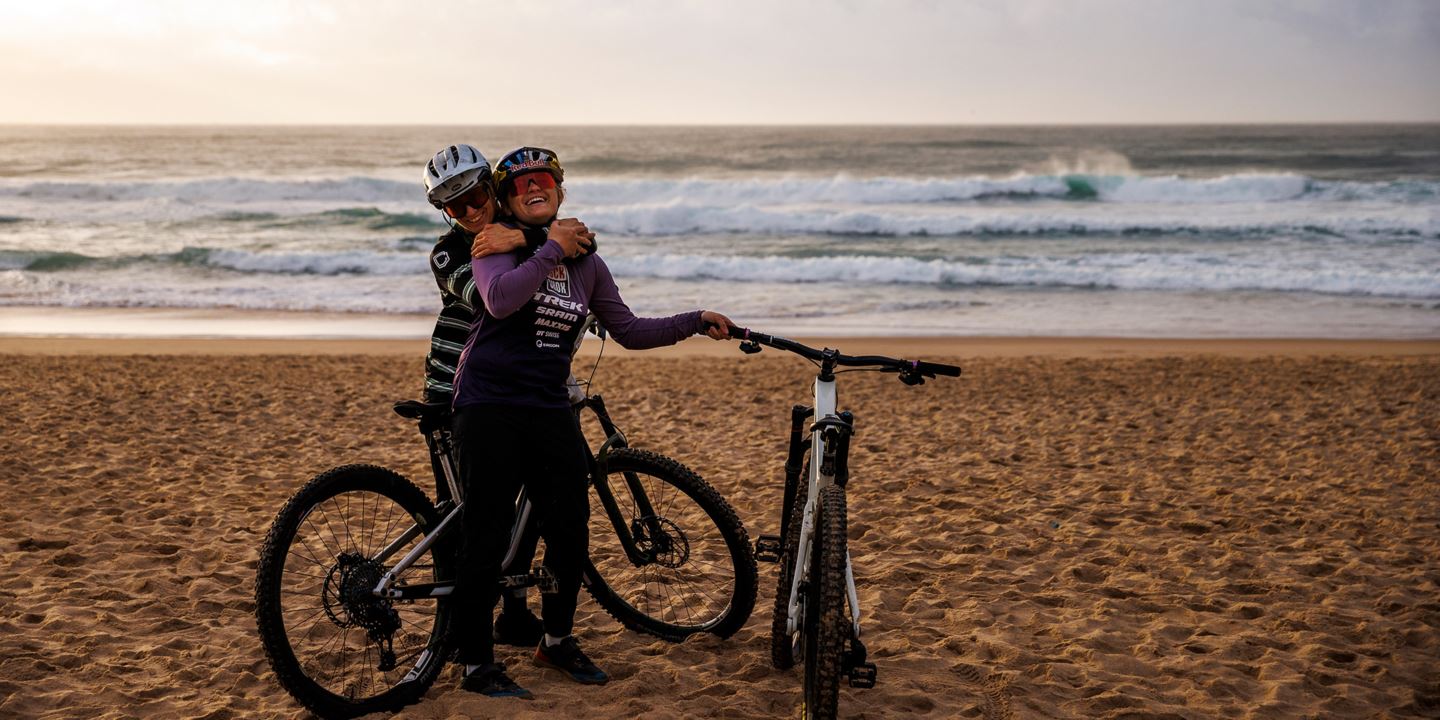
[429,433,537,612]
[450,402,590,666]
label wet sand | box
[1,339,1437,718]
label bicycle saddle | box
[392,400,452,425]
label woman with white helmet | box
[420,143,594,406]
[446,146,734,699]
[419,144,597,681]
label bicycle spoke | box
[283,604,332,634]
[310,500,343,559]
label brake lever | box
[899,370,925,386]
[740,340,762,354]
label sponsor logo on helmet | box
[508,159,552,172]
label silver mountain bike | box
[253,393,757,719]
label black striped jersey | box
[424,225,548,404]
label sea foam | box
[604,253,1440,298]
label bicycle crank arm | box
[500,567,559,594]
[377,566,558,599]
[380,582,454,600]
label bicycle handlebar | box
[717,324,961,381]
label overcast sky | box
[2,0,1437,124]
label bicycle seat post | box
[432,427,464,504]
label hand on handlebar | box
[700,311,735,340]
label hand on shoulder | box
[549,217,597,259]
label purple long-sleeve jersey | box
[452,239,705,409]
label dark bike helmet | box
[493,146,564,197]
[423,144,492,209]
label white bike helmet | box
[423,144,492,209]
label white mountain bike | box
[723,326,961,720]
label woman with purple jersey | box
[420,143,601,655]
[449,147,733,699]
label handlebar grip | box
[728,325,750,340]
[914,360,961,377]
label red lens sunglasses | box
[507,172,557,197]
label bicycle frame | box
[784,365,864,642]
[367,394,659,601]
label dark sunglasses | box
[441,184,493,218]
[505,172,557,197]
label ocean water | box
[1,125,1438,337]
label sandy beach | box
[1,337,1437,719]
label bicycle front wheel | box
[772,458,809,669]
[254,465,453,719]
[584,448,758,641]
[803,484,848,720]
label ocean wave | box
[0,176,415,204]
[574,173,1440,206]
[254,207,441,230]
[569,172,1331,206]
[8,241,1437,298]
[0,269,435,314]
[4,173,1436,212]
[192,247,426,275]
[570,203,1440,238]
[605,253,1440,299]
[0,247,430,277]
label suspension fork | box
[834,411,861,637]
[781,404,814,540]
[580,394,660,566]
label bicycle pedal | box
[848,662,878,689]
[499,573,531,589]
[754,535,783,563]
[531,567,559,594]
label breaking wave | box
[3,173,1436,210]
[8,245,1433,298]
[605,253,1440,298]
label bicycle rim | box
[585,448,757,640]
[255,465,451,718]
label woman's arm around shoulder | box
[471,240,566,318]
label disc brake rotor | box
[630,516,690,569]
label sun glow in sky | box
[2,0,1438,125]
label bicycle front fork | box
[754,404,814,562]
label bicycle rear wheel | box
[254,465,453,719]
[584,448,757,641]
[802,484,848,720]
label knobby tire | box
[771,460,808,669]
[254,465,451,719]
[803,484,848,720]
[583,448,757,641]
